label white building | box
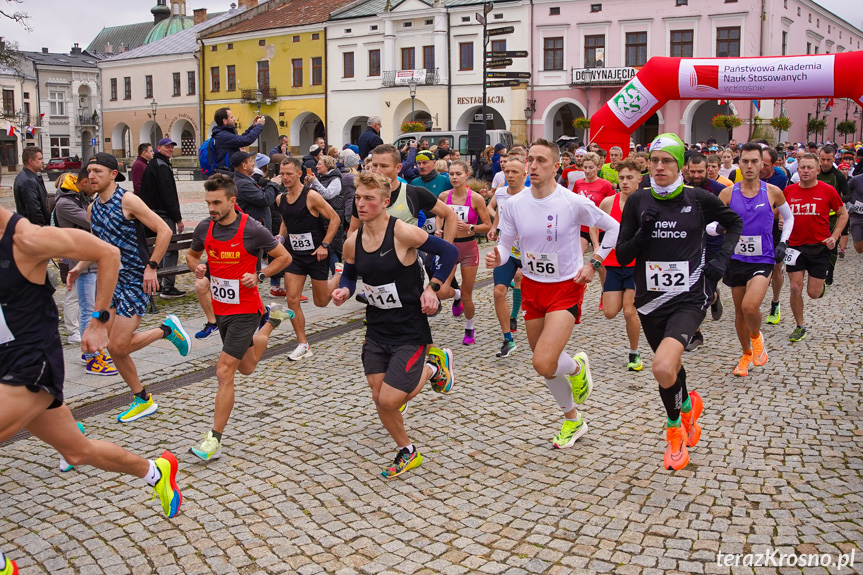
[0,55,39,172]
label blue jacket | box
[399,147,419,181]
[357,126,383,160]
[212,123,265,168]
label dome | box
[144,15,193,44]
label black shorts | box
[603,266,635,292]
[362,339,429,394]
[1,360,63,409]
[772,219,782,249]
[786,244,830,280]
[215,312,260,360]
[723,260,774,288]
[286,252,329,281]
[579,230,604,245]
[639,306,706,351]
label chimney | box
[193,8,207,24]
[230,3,237,10]
[42,47,49,54]
[238,0,257,9]
[104,42,113,54]
[118,43,127,54]
[71,43,82,55]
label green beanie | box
[648,133,685,169]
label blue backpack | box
[198,137,228,175]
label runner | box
[184,174,295,460]
[332,172,458,478]
[0,205,182,575]
[599,146,622,188]
[849,170,863,254]
[487,156,527,357]
[486,139,620,449]
[69,153,191,423]
[438,160,491,345]
[597,159,642,371]
[573,152,615,307]
[615,134,742,470]
[815,146,849,286]
[559,148,586,191]
[782,153,848,342]
[274,157,342,361]
[718,142,794,376]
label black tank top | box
[356,216,432,345]
[277,186,325,255]
[0,213,65,399]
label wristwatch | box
[91,310,110,323]
[147,260,159,270]
[428,282,441,292]
[589,258,602,270]
[321,241,330,249]
[257,271,267,283]
[469,225,475,233]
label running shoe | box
[101,350,113,364]
[733,354,752,377]
[825,268,834,286]
[664,425,689,470]
[452,298,463,317]
[685,331,704,352]
[288,343,313,361]
[190,431,221,461]
[267,303,295,328]
[0,552,18,575]
[568,352,592,405]
[462,328,475,345]
[766,302,780,325]
[598,297,603,312]
[509,317,517,333]
[67,333,81,344]
[269,287,287,297]
[85,353,118,376]
[258,305,271,329]
[710,294,723,321]
[195,322,219,340]
[681,391,703,448]
[820,283,827,298]
[59,422,86,472]
[164,314,191,356]
[381,447,423,478]
[627,353,643,371]
[300,295,308,303]
[789,326,807,342]
[496,340,517,358]
[839,249,845,259]
[398,402,408,417]
[428,347,454,393]
[118,393,158,423]
[751,333,768,366]
[152,451,182,518]
[159,287,187,299]
[553,415,588,449]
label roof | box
[205,0,358,38]
[86,22,155,55]
[331,0,516,19]
[22,50,104,68]
[144,15,194,44]
[104,9,239,61]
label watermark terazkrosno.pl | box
[717,549,856,570]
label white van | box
[393,130,514,155]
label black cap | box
[230,151,254,168]
[88,152,126,182]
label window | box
[312,33,320,40]
[423,45,435,69]
[22,92,28,99]
[110,78,117,101]
[345,28,352,34]
[257,61,270,91]
[258,39,266,46]
[2,89,13,115]
[145,75,153,98]
[343,52,354,78]
[292,59,303,87]
[425,19,433,25]
[807,42,812,54]
[676,0,687,5]
[590,3,601,12]
[494,13,503,19]
[227,43,233,50]
[402,47,416,70]
[293,35,300,42]
[797,7,800,15]
[403,22,412,28]
[312,57,322,85]
[549,6,560,14]
[543,37,564,70]
[123,77,131,100]
[491,39,506,52]
[625,32,647,66]
[211,45,217,51]
[369,49,381,76]
[584,34,605,67]
[50,136,70,158]
[670,29,693,58]
[210,66,220,92]
[226,65,236,91]
[187,71,196,95]
[461,16,469,22]
[172,72,181,96]
[370,24,378,31]
[782,31,788,55]
[716,26,741,57]
[459,42,473,71]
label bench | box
[146,231,195,313]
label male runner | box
[597,159,642,371]
[718,142,794,376]
[616,134,742,470]
[185,174,295,460]
[599,146,623,188]
[275,157,341,361]
[848,171,863,253]
[486,139,620,449]
[560,148,587,191]
[816,146,849,286]
[0,205,182,575]
[783,153,848,342]
[332,173,458,478]
[69,153,191,423]
[765,148,792,325]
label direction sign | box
[487,26,514,37]
[485,79,523,88]
[486,71,531,79]
[91,138,97,146]
[486,58,513,67]
[475,12,486,25]
[485,51,528,59]
[474,113,495,121]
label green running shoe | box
[627,353,643,372]
[118,393,157,423]
[766,302,780,325]
[381,447,423,478]
[267,303,295,328]
[164,314,191,356]
[789,326,807,342]
[496,340,517,358]
[59,422,86,472]
[568,352,593,404]
[190,431,222,461]
[553,415,588,449]
[152,451,182,518]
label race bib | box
[289,232,314,251]
[646,261,690,292]
[0,304,15,345]
[211,276,240,305]
[784,247,801,266]
[523,252,559,279]
[422,216,436,234]
[363,282,403,309]
[452,205,470,222]
[854,200,863,214]
[734,235,763,256]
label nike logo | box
[230,243,240,247]
[755,203,766,209]
[380,249,393,257]
[753,271,766,276]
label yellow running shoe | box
[152,451,182,518]
[117,393,157,423]
[733,354,752,377]
[751,333,768,366]
[568,352,593,404]
[381,447,422,478]
[0,551,18,575]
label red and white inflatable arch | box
[590,52,863,153]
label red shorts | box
[521,276,585,322]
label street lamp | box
[855,107,861,143]
[524,99,536,141]
[408,80,418,122]
[15,109,26,163]
[150,99,158,145]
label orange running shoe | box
[664,425,689,471]
[733,354,752,377]
[681,391,703,447]
[751,333,768,366]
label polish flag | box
[7,125,15,137]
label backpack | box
[198,137,228,175]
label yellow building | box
[199,0,354,156]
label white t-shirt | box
[491,171,506,189]
[497,184,620,283]
[719,165,738,179]
[494,185,527,256]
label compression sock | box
[554,351,578,378]
[545,375,576,413]
[504,332,513,342]
[659,378,684,425]
[511,289,522,319]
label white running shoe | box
[287,343,313,361]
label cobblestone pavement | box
[2,182,863,574]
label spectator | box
[211,107,266,169]
[131,143,153,194]
[307,154,345,271]
[303,144,323,171]
[436,137,452,160]
[399,140,419,181]
[269,135,289,157]
[491,143,506,177]
[358,116,384,159]
[341,152,360,227]
[231,151,278,233]
[473,146,494,183]
[13,146,50,225]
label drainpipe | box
[323,27,328,144]
[528,0,534,142]
[447,10,452,130]
[749,0,766,141]
[198,37,206,145]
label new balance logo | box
[681,206,692,213]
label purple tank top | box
[730,181,775,265]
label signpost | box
[485,51,528,59]
[486,58,513,68]
[487,26,514,36]
[474,113,494,121]
[485,80,522,88]
[486,71,531,79]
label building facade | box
[0,57,39,172]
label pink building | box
[527,0,863,147]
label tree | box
[0,0,30,30]
[0,1,30,71]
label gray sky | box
[5,0,863,54]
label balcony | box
[382,68,439,88]
[240,87,277,104]
[79,113,100,127]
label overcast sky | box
[5,0,863,54]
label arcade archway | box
[456,106,506,130]
[543,99,587,142]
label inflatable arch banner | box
[589,52,863,153]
